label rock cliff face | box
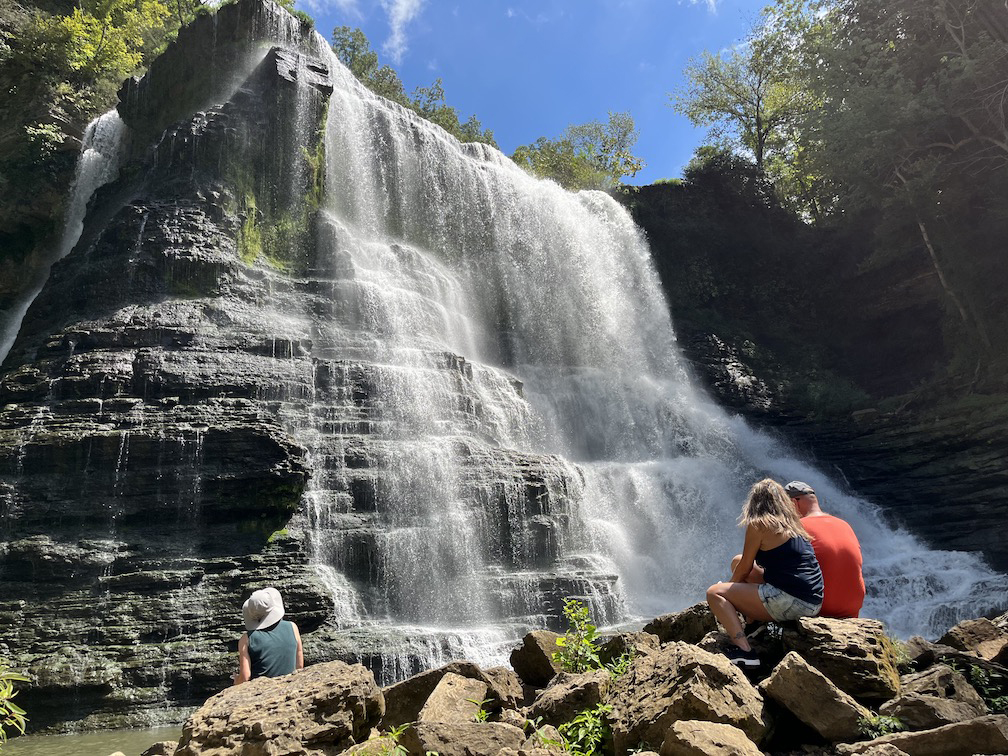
[0,2,337,730]
[621,183,1008,574]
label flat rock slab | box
[880,664,988,729]
[401,721,526,756]
[837,714,1008,756]
[659,719,762,756]
[643,603,717,645]
[759,651,870,742]
[608,641,768,752]
[175,661,384,755]
[418,672,489,724]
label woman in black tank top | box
[706,479,823,668]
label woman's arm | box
[235,632,251,685]
[292,622,304,671]
[729,525,763,584]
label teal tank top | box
[248,620,297,679]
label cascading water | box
[285,43,1007,674]
[0,111,127,365]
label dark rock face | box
[0,2,336,731]
[620,183,1008,575]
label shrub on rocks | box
[174,660,384,755]
[607,641,768,752]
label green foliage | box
[377,723,410,756]
[857,714,906,739]
[557,703,612,756]
[512,111,645,190]
[466,697,492,723]
[552,599,601,673]
[887,635,912,673]
[954,663,1008,713]
[604,652,634,679]
[0,660,29,747]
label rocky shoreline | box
[127,605,1008,756]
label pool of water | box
[4,726,181,756]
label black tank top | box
[756,535,824,605]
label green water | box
[3,726,180,756]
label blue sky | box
[296,0,767,184]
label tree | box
[512,111,645,190]
[672,32,809,172]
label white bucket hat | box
[242,587,285,631]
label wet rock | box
[782,618,901,702]
[510,631,563,687]
[758,651,871,742]
[879,664,988,730]
[174,661,384,755]
[607,641,768,752]
[400,721,526,756]
[659,720,762,756]
[836,714,1008,755]
[418,673,489,724]
[642,603,717,645]
[526,670,609,728]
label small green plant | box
[466,697,492,723]
[553,598,601,673]
[558,703,612,756]
[887,635,912,672]
[375,723,409,756]
[605,651,634,679]
[857,714,906,739]
[0,660,29,748]
[947,659,1008,712]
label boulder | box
[782,617,901,702]
[879,664,988,730]
[383,661,517,728]
[939,618,1008,663]
[659,720,762,756]
[418,672,489,724]
[400,721,526,756]
[175,661,384,755]
[836,714,1008,755]
[642,603,717,645]
[340,735,396,755]
[758,651,871,742]
[899,637,1008,694]
[527,670,609,727]
[510,631,563,687]
[141,743,178,756]
[598,632,660,665]
[607,641,768,752]
[521,723,564,752]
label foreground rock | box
[783,617,901,702]
[174,661,383,755]
[418,673,489,724]
[527,670,609,728]
[510,631,564,687]
[608,641,768,752]
[642,603,717,645]
[659,720,761,756]
[879,664,988,730]
[401,722,526,756]
[383,662,523,727]
[759,651,871,742]
[837,714,1008,755]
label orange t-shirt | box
[802,514,865,619]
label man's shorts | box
[758,582,822,622]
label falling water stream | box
[278,41,1008,673]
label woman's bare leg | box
[706,581,774,651]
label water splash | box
[292,43,1007,668]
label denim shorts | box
[758,582,822,622]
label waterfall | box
[0,110,127,365]
[288,43,1007,674]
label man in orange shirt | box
[784,481,865,618]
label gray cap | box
[242,587,285,631]
[784,481,815,497]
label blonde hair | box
[739,478,812,541]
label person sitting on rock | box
[784,480,865,619]
[707,478,823,668]
[234,586,303,684]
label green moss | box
[238,192,262,264]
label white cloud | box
[381,0,425,64]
